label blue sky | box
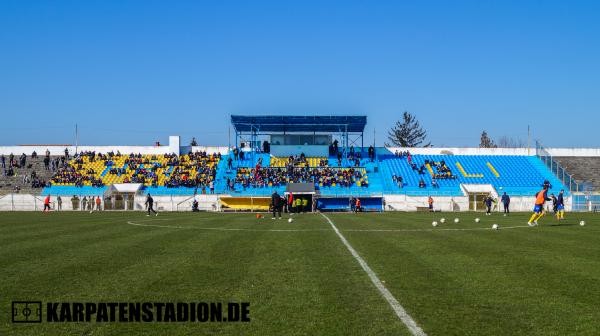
[1,0,599,147]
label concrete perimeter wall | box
[385,147,600,157]
[0,145,229,156]
[2,142,600,157]
[383,194,572,212]
[1,193,573,212]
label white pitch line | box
[344,225,531,232]
[126,219,328,232]
[320,212,427,336]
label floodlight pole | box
[527,125,530,155]
[75,123,78,155]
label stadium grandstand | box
[0,115,599,212]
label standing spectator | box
[190,137,198,146]
[227,156,233,170]
[428,196,434,212]
[82,197,88,211]
[355,198,361,213]
[280,194,287,213]
[57,196,62,211]
[271,190,282,219]
[501,192,510,215]
[209,180,214,194]
[368,145,375,162]
[71,195,79,210]
[95,196,102,211]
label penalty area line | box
[319,212,427,336]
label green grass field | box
[1,211,599,335]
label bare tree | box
[497,136,526,148]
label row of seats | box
[41,150,568,197]
[50,153,220,188]
[381,155,566,195]
[270,157,326,168]
[234,167,369,189]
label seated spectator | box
[419,178,426,188]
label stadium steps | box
[0,155,59,195]
[553,157,600,190]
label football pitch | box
[1,211,599,336]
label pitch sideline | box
[320,212,428,336]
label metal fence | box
[536,141,585,192]
[571,194,600,212]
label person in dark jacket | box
[484,195,495,215]
[501,192,510,215]
[271,190,282,219]
[145,193,158,216]
[551,194,558,214]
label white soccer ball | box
[454,218,460,223]
[288,218,293,223]
[475,218,480,223]
[492,224,499,230]
[432,221,438,227]
[89,210,93,214]
[579,221,585,226]
[440,218,446,223]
